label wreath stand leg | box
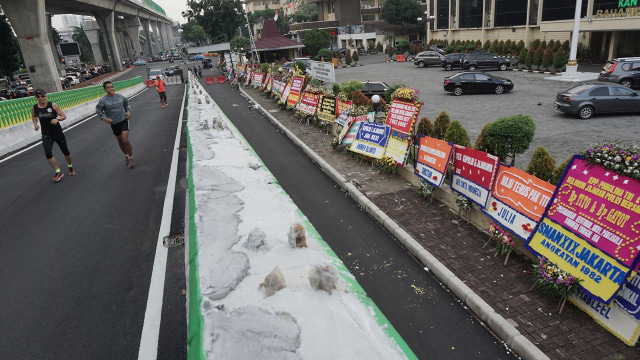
[494,249,500,258]
[558,298,567,314]
[483,237,493,248]
[529,282,537,291]
[430,192,434,204]
[504,249,511,265]
[465,210,470,224]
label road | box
[200,71,516,359]
[0,64,187,360]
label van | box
[203,58,213,69]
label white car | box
[148,68,163,80]
[65,75,80,86]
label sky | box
[155,0,188,24]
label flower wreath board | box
[414,135,453,188]
[287,76,305,107]
[293,92,321,116]
[450,144,499,209]
[338,114,368,145]
[251,72,264,87]
[341,113,374,146]
[335,99,352,125]
[317,95,336,123]
[526,154,640,304]
[262,73,272,91]
[349,122,392,159]
[383,99,421,165]
[483,163,556,241]
[245,70,252,86]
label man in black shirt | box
[31,89,75,182]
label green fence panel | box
[0,76,142,130]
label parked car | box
[60,77,71,89]
[443,71,514,96]
[441,53,465,71]
[14,85,32,98]
[133,59,147,66]
[462,52,510,71]
[101,64,112,73]
[202,58,212,69]
[414,51,444,68]
[165,66,176,76]
[65,75,81,86]
[598,57,640,88]
[147,68,163,80]
[362,81,389,99]
[0,86,15,99]
[430,44,446,55]
[553,83,640,119]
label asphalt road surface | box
[201,74,516,359]
[0,67,187,360]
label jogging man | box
[155,75,167,107]
[95,81,135,169]
[31,89,75,182]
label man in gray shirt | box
[95,81,135,168]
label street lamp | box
[371,94,380,117]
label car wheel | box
[445,64,453,71]
[499,63,507,71]
[468,65,477,71]
[418,61,426,68]
[578,105,594,119]
[620,79,633,87]
[495,85,504,94]
[453,86,463,96]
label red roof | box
[254,19,304,51]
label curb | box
[512,68,560,75]
[239,86,550,360]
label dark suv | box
[598,57,640,88]
[441,53,465,71]
[462,52,510,71]
[362,81,388,98]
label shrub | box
[387,45,394,58]
[337,50,343,60]
[526,147,556,181]
[552,40,561,51]
[332,51,338,58]
[353,50,360,63]
[376,42,383,52]
[550,156,572,185]
[384,83,405,103]
[446,46,454,54]
[540,40,547,49]
[293,60,307,73]
[518,48,528,65]
[561,40,570,52]
[533,45,544,67]
[444,121,471,147]
[314,56,321,61]
[433,111,451,140]
[317,48,333,60]
[417,44,423,52]
[474,122,492,152]
[490,39,499,53]
[344,51,352,65]
[542,46,554,69]
[553,47,567,70]
[456,46,465,53]
[484,114,536,166]
[516,40,525,52]
[483,40,491,51]
[530,38,541,49]
[332,82,341,95]
[504,40,512,52]
[397,39,410,51]
[351,90,370,107]
[340,79,364,99]
[497,40,505,52]
[416,117,434,137]
[475,40,482,48]
[525,46,535,68]
[260,63,270,73]
[466,45,476,52]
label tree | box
[526,147,556,182]
[0,13,20,77]
[433,111,451,140]
[317,48,332,60]
[181,20,208,46]
[542,46,554,69]
[525,46,534,69]
[444,121,471,147]
[474,122,492,151]
[533,45,544,67]
[72,27,94,65]
[517,47,528,66]
[230,36,250,51]
[550,156,572,185]
[553,47,567,70]
[344,50,352,66]
[302,28,330,57]
[352,50,359,63]
[484,114,536,166]
[483,40,491,51]
[182,0,245,43]
[381,0,422,34]
[416,117,434,137]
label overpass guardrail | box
[0,76,142,130]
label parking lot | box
[335,56,639,170]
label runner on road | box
[95,81,135,169]
[155,75,167,107]
[31,89,75,182]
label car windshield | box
[168,67,175,71]
[149,70,162,76]
[566,85,593,94]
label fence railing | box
[0,77,142,130]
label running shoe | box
[68,167,76,176]
[128,158,135,169]
[125,156,130,166]
[161,105,165,108]
[52,172,64,182]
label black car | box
[101,64,112,73]
[14,85,32,98]
[443,72,514,96]
[430,44,446,55]
[441,53,465,71]
[362,81,388,98]
[462,52,510,71]
[0,87,15,99]
[553,83,640,119]
[598,57,640,88]
[202,58,213,69]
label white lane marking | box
[137,85,186,360]
[0,87,149,164]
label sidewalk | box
[238,85,640,360]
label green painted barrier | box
[142,0,167,16]
[0,77,142,130]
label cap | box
[34,89,46,96]
[156,75,160,79]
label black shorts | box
[110,120,130,136]
[42,132,70,159]
[158,91,167,101]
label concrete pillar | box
[158,21,168,51]
[165,22,173,49]
[93,10,123,72]
[140,18,153,57]
[47,15,63,74]
[608,31,618,59]
[0,0,62,93]
[82,19,105,65]
[124,17,142,58]
[151,20,160,54]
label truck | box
[147,67,163,81]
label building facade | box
[243,0,296,38]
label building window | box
[593,0,626,12]
[253,1,260,5]
[362,14,376,21]
[361,0,376,8]
[459,0,483,28]
[542,0,587,21]
[495,0,527,27]
[272,0,280,3]
[263,1,269,5]
[378,0,387,6]
[328,1,335,14]
[437,0,449,29]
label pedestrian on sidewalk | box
[95,81,135,169]
[155,75,168,107]
[198,65,202,78]
[31,89,75,182]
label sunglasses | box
[36,95,46,98]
